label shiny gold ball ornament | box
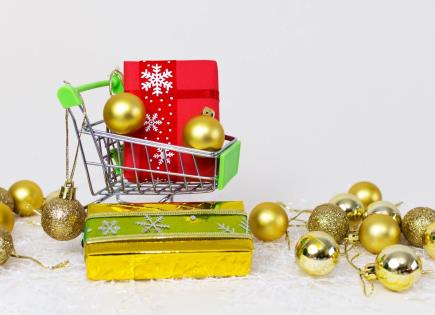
[423,222,435,258]
[248,202,288,241]
[183,109,225,151]
[9,180,44,217]
[103,92,146,135]
[348,181,382,208]
[359,214,401,254]
[374,245,422,292]
[330,193,366,226]
[295,231,340,276]
[0,228,14,265]
[307,203,349,243]
[0,187,14,210]
[367,201,402,226]
[402,207,435,247]
[0,203,15,233]
[41,182,86,241]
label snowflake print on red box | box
[141,64,173,96]
[123,60,220,184]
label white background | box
[1,1,435,314]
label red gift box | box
[123,60,220,183]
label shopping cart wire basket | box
[57,71,241,203]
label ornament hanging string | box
[344,241,374,296]
[65,105,87,185]
[11,252,69,270]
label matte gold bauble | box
[183,114,225,151]
[423,222,435,258]
[375,245,422,292]
[0,203,15,233]
[0,187,14,210]
[307,203,349,243]
[9,180,44,217]
[367,201,402,226]
[295,231,340,276]
[348,181,382,208]
[330,193,366,227]
[41,184,86,241]
[248,202,288,242]
[0,228,14,265]
[359,214,401,254]
[402,207,435,247]
[103,92,146,135]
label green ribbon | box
[84,213,250,243]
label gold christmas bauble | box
[359,214,401,254]
[348,181,382,208]
[9,180,44,217]
[0,228,14,265]
[42,197,86,241]
[423,222,435,258]
[183,114,225,151]
[295,231,340,276]
[330,193,366,228]
[248,202,288,242]
[402,207,435,247]
[307,203,349,243]
[375,244,422,292]
[103,92,146,135]
[0,203,15,233]
[367,201,402,226]
[0,187,14,210]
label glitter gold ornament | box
[367,201,402,226]
[0,228,14,265]
[248,202,288,242]
[295,231,340,276]
[348,181,382,208]
[183,108,225,151]
[374,245,422,292]
[330,193,366,228]
[103,92,146,135]
[0,203,15,233]
[0,187,14,210]
[359,214,401,254]
[307,203,349,243]
[9,180,44,217]
[423,222,435,258]
[42,182,86,241]
[402,207,435,247]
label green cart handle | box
[57,70,124,109]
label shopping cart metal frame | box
[57,71,241,203]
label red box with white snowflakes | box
[123,60,220,183]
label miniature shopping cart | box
[57,71,241,203]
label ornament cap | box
[202,107,215,118]
[59,181,77,200]
[346,231,360,244]
[362,263,377,281]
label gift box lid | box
[84,202,253,255]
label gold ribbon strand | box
[11,252,69,270]
[344,240,374,296]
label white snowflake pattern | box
[239,217,250,234]
[217,223,235,234]
[141,64,173,96]
[145,113,163,132]
[98,220,121,235]
[153,148,175,165]
[136,215,170,233]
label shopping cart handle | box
[57,74,123,109]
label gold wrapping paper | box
[84,201,253,280]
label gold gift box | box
[84,201,253,280]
